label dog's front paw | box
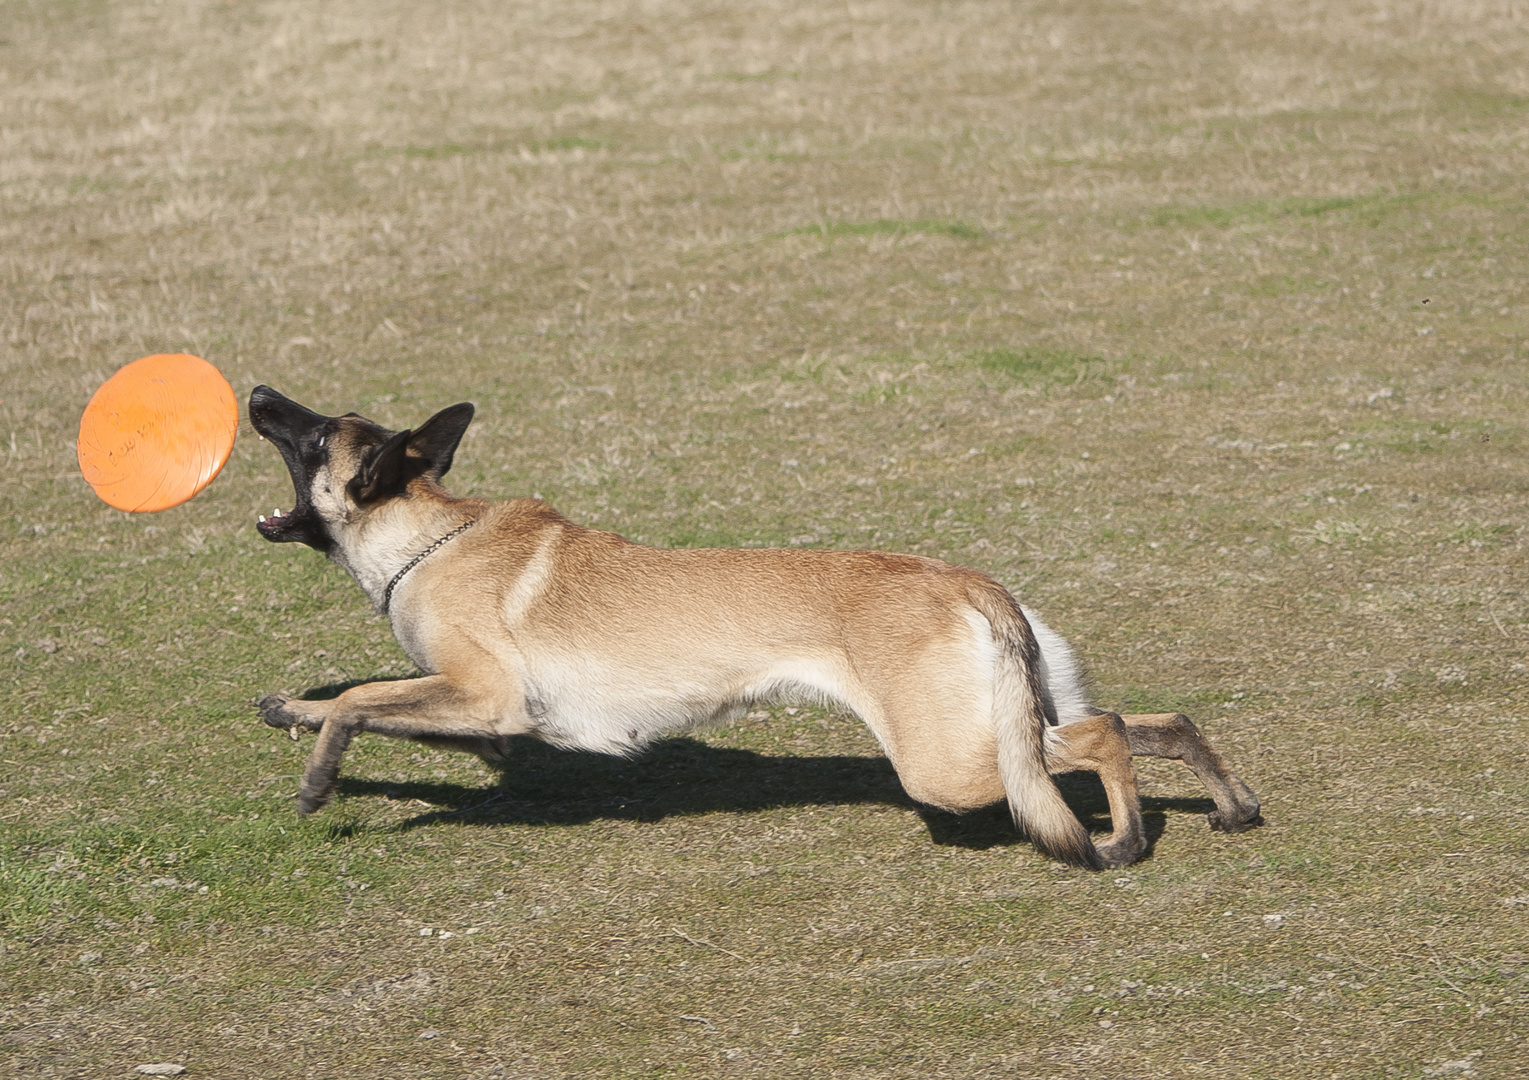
[297,778,335,816]
[257,693,323,733]
[256,693,299,730]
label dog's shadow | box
[336,736,1214,855]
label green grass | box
[3,0,1529,1075]
[970,346,1109,383]
[1146,194,1429,230]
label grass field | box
[3,0,1528,1076]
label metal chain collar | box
[382,518,478,613]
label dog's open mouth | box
[248,384,332,550]
[256,505,307,540]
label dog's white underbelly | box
[517,651,859,756]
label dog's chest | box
[387,611,440,674]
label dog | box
[248,386,1262,868]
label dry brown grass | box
[3,0,1528,1076]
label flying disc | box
[77,353,238,513]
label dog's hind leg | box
[1114,711,1263,833]
[289,674,525,814]
[1044,712,1147,868]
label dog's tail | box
[967,582,1102,870]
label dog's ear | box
[408,402,474,481]
[348,427,414,506]
[346,404,474,507]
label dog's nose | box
[249,384,289,410]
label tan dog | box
[249,386,1262,868]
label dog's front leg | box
[257,693,332,736]
[258,693,512,761]
[293,674,521,815]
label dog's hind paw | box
[1207,807,1265,833]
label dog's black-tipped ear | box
[346,403,473,506]
[348,427,413,506]
[408,402,474,481]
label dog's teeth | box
[274,508,282,517]
[288,726,300,742]
[258,514,266,523]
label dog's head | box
[247,385,475,551]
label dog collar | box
[382,518,478,613]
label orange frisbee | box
[77,353,238,513]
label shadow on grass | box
[336,736,1215,856]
